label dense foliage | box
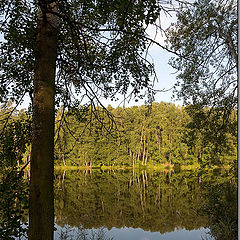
[167,0,237,108]
[54,102,237,168]
[0,105,31,239]
[165,0,237,161]
[0,101,236,171]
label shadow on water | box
[0,169,29,240]
[201,182,237,240]
[197,167,238,240]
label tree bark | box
[29,2,58,239]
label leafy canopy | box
[166,0,237,109]
[0,0,181,110]
[165,0,237,151]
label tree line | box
[1,101,236,170]
[54,102,237,168]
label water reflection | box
[55,226,212,240]
[54,169,237,240]
[56,226,113,240]
[55,170,205,231]
[202,182,237,240]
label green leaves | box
[0,1,37,105]
[167,0,237,108]
[0,0,165,111]
[166,0,237,161]
[0,106,30,239]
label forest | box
[0,100,237,239]
[0,0,237,239]
[0,101,237,171]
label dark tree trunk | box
[29,2,58,239]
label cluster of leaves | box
[165,0,237,157]
[0,105,31,239]
[167,0,237,108]
[55,0,164,106]
[0,0,36,105]
[0,109,32,167]
[183,104,237,166]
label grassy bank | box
[54,163,201,171]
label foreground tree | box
[0,0,185,239]
[29,1,59,239]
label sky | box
[107,44,182,108]
[0,6,182,110]
[87,11,182,108]
[105,11,183,108]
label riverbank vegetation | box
[0,101,237,170]
[55,102,236,169]
[0,101,237,239]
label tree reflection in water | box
[1,168,237,240]
[202,182,237,240]
[58,226,113,240]
[54,169,237,240]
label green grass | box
[54,163,232,173]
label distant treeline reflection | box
[54,169,237,239]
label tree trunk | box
[29,2,58,240]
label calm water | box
[53,169,237,240]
